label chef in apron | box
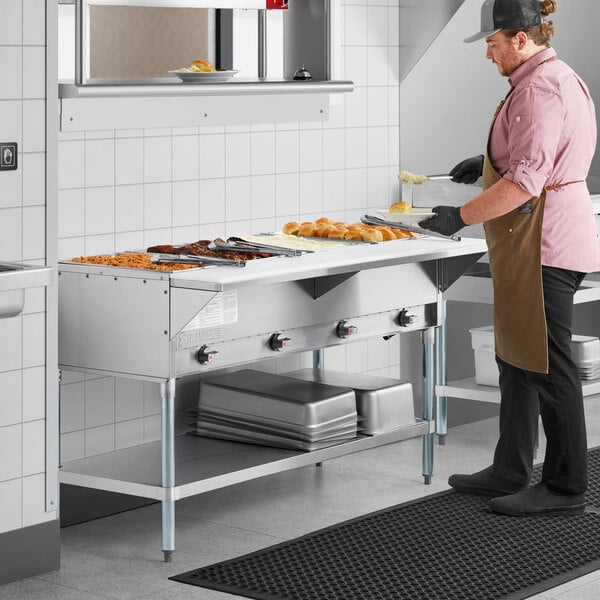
[420,0,600,515]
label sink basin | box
[0,261,53,318]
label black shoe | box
[490,482,586,516]
[448,466,528,497]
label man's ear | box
[515,31,529,50]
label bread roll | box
[389,201,412,214]
[393,228,411,239]
[297,223,317,237]
[343,230,363,241]
[315,224,336,237]
[282,221,301,235]
[377,227,396,241]
[315,217,334,225]
[360,228,384,243]
[327,227,348,239]
[348,223,367,231]
[191,59,216,72]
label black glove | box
[419,206,466,236]
[449,154,484,184]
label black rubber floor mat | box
[171,446,600,600]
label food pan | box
[286,369,415,435]
[195,418,357,444]
[198,369,357,429]
[571,335,600,364]
[195,425,357,452]
[196,407,358,437]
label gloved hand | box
[449,155,484,184]
[419,206,466,236]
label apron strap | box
[544,180,584,191]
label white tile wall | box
[0,370,21,427]
[0,479,21,534]
[57,0,404,460]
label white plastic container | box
[470,325,499,387]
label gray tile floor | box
[3,396,600,600]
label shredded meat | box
[69,253,197,271]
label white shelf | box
[438,377,600,405]
[59,420,433,501]
[59,81,353,131]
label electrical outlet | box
[0,142,17,171]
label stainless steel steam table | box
[57,236,486,560]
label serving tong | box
[210,237,305,256]
[361,215,461,242]
[150,253,246,267]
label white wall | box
[0,0,56,536]
[57,0,406,462]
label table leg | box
[161,378,176,562]
[313,348,324,468]
[422,327,435,484]
[435,299,448,445]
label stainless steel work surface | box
[168,237,488,291]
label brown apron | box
[482,97,548,373]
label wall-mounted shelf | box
[59,0,268,8]
[59,79,353,98]
[59,79,353,130]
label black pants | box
[491,266,588,494]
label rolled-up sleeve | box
[502,84,563,197]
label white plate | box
[169,70,240,83]
[376,209,435,224]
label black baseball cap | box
[464,0,542,43]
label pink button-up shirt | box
[489,47,600,273]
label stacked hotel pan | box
[194,368,417,451]
[571,335,600,380]
[194,369,358,451]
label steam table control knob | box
[398,310,419,327]
[336,320,358,339]
[269,332,291,351]
[197,345,218,364]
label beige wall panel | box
[89,7,214,78]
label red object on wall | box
[266,0,288,9]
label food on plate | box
[398,170,427,185]
[69,253,197,271]
[191,59,216,72]
[282,221,301,235]
[175,59,217,73]
[389,201,413,213]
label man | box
[420,0,600,516]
